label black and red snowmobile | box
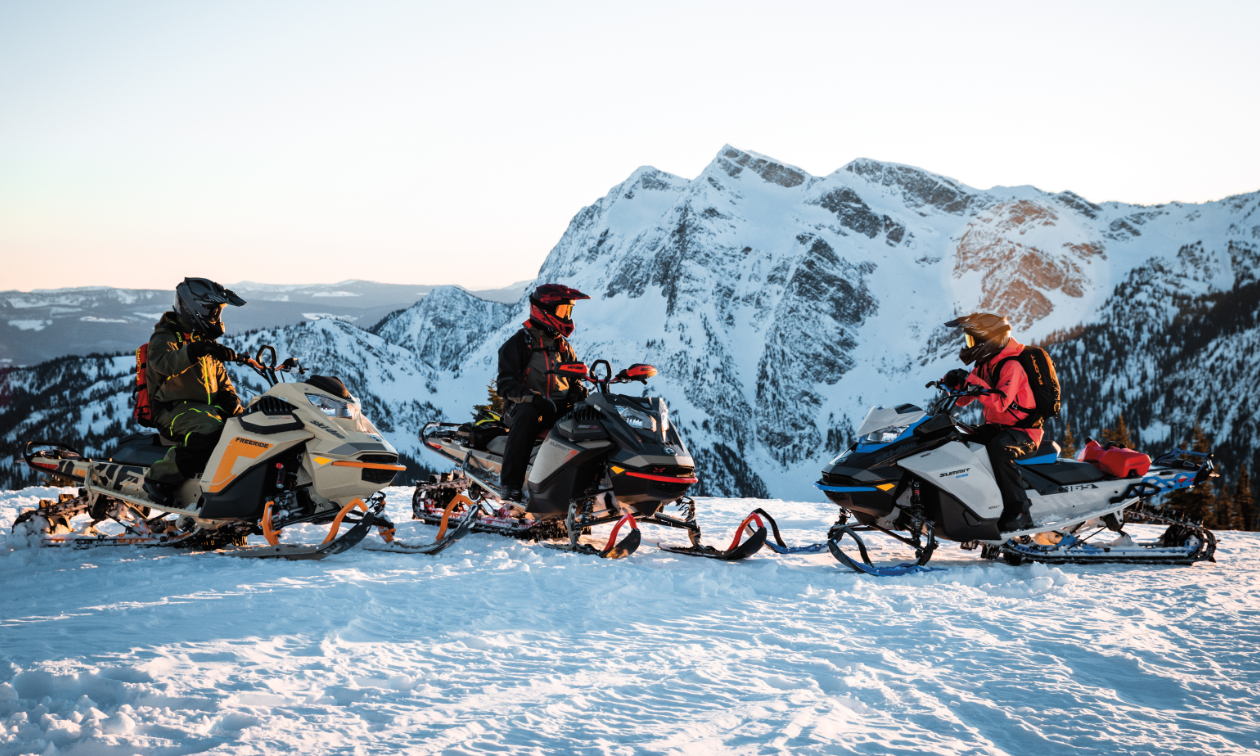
[415,360,767,560]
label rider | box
[496,283,590,501]
[942,313,1041,532]
[142,278,247,506]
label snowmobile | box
[764,381,1217,576]
[415,359,767,560]
[14,347,472,559]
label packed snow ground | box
[2,486,1258,755]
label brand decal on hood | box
[939,468,970,478]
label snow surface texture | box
[3,486,1258,755]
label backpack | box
[993,346,1060,429]
[132,343,156,428]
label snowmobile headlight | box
[860,425,908,445]
[615,404,656,432]
[306,393,354,418]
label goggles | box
[964,333,977,348]
[554,303,574,319]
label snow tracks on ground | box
[2,487,1258,755]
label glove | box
[532,393,557,415]
[188,341,238,363]
[944,368,970,389]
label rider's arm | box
[496,332,534,405]
[964,364,1023,415]
[147,332,194,379]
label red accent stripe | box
[603,512,639,552]
[29,460,58,471]
[622,471,698,484]
[726,511,766,552]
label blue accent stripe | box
[815,482,878,493]
[1016,453,1059,466]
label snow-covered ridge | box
[2,146,1257,497]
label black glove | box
[188,341,238,363]
[944,368,970,389]
[531,393,557,415]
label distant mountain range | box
[2,146,1257,500]
[0,279,531,366]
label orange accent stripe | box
[209,438,274,493]
[330,461,407,471]
[435,493,475,540]
[262,500,282,546]
[322,498,369,544]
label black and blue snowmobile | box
[758,381,1216,576]
[414,360,767,560]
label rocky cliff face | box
[3,147,1258,497]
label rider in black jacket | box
[496,284,590,500]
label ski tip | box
[601,528,642,559]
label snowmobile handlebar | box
[583,360,658,394]
[243,345,305,387]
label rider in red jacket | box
[943,313,1038,532]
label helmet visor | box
[554,303,574,319]
[964,333,976,349]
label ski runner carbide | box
[13,346,468,560]
[803,381,1219,576]
[417,359,767,560]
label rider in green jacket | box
[142,278,247,506]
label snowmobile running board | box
[11,493,400,561]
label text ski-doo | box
[796,382,1216,575]
[416,360,767,560]
[15,347,471,559]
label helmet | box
[174,277,247,338]
[944,313,1011,365]
[529,283,589,337]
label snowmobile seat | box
[484,434,546,458]
[1017,439,1062,466]
[110,432,174,467]
[1019,459,1110,488]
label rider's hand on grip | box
[943,368,969,389]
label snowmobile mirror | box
[281,357,301,372]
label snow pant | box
[500,401,564,491]
[147,403,228,484]
[972,424,1037,519]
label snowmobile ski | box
[360,493,478,555]
[826,524,941,577]
[746,508,830,555]
[656,510,768,561]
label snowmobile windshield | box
[306,393,383,437]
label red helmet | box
[529,283,589,337]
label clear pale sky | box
[2,0,1256,292]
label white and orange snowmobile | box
[14,347,473,559]
[416,360,768,560]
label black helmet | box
[174,277,246,338]
[944,313,1011,365]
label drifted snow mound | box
[2,486,1258,754]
